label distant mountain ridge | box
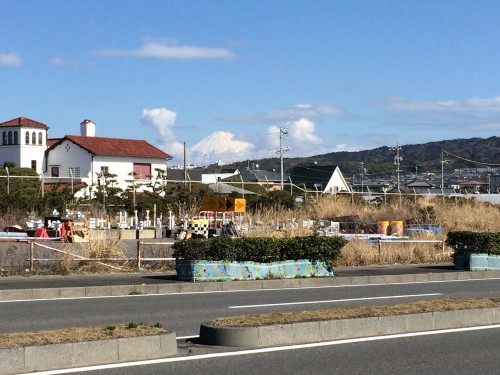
[228,136,500,176]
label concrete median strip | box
[1,269,500,302]
[0,331,177,374]
[199,307,500,347]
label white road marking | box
[228,293,443,308]
[1,277,499,303]
[23,324,500,374]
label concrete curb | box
[1,269,500,301]
[199,308,500,347]
[0,331,177,374]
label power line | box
[443,150,500,166]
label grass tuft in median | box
[209,298,500,327]
[0,322,166,349]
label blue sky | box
[2,0,500,166]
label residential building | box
[0,117,172,197]
[288,165,351,193]
[0,117,49,174]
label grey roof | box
[166,168,203,182]
[229,169,286,182]
[208,182,256,195]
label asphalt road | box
[1,276,499,337]
[67,326,500,375]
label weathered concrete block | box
[433,310,461,329]
[118,335,161,361]
[2,289,32,301]
[319,320,339,341]
[157,283,181,294]
[222,280,263,291]
[32,288,61,300]
[180,282,223,293]
[138,229,156,239]
[0,347,25,375]
[119,230,137,240]
[478,307,500,325]
[133,284,159,295]
[378,315,408,335]
[85,285,111,297]
[292,321,321,343]
[278,279,302,289]
[72,339,119,366]
[334,317,379,339]
[59,287,86,298]
[109,285,137,296]
[406,312,434,332]
[25,343,74,372]
[258,324,295,346]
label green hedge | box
[172,235,348,263]
[446,231,500,256]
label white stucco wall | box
[44,139,167,197]
[0,126,46,173]
[324,167,351,193]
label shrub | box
[173,235,347,263]
[446,231,500,256]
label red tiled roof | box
[0,117,49,129]
[47,138,61,147]
[44,182,87,192]
[49,135,172,159]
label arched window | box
[2,132,6,145]
[13,131,18,145]
[25,131,30,144]
[38,132,42,145]
[8,131,12,145]
[31,132,36,145]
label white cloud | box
[141,108,177,140]
[189,131,255,165]
[94,41,236,60]
[386,96,500,112]
[265,118,323,157]
[48,57,66,66]
[0,52,22,66]
[225,103,344,124]
[140,107,186,161]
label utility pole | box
[277,127,289,190]
[441,150,449,193]
[390,143,403,190]
[360,162,365,195]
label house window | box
[8,131,12,145]
[101,166,109,175]
[13,131,18,145]
[38,132,42,145]
[69,167,80,178]
[133,163,151,180]
[31,132,36,145]
[51,166,59,177]
[31,160,37,170]
[25,131,29,144]
[2,132,6,145]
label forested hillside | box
[230,136,500,176]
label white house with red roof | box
[0,117,49,174]
[0,117,172,197]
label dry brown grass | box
[210,297,500,327]
[243,195,500,266]
[0,323,166,349]
[83,233,125,259]
[334,238,451,266]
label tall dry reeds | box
[243,194,499,266]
